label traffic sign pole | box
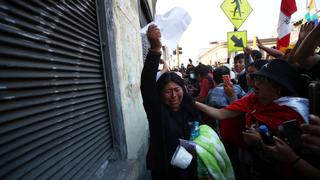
[177,44,180,68]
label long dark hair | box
[156,72,198,115]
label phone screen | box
[282,120,302,153]
[309,82,320,117]
[222,74,232,86]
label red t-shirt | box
[225,93,304,131]
[220,93,305,147]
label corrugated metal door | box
[0,0,113,179]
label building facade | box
[198,38,277,66]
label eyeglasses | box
[253,76,269,83]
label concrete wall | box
[112,0,149,159]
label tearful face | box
[162,82,184,111]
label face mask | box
[190,73,195,79]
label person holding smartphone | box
[262,114,320,180]
[207,65,245,108]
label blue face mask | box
[190,73,195,79]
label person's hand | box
[223,82,235,98]
[179,139,196,153]
[163,59,170,71]
[256,36,263,49]
[298,21,315,41]
[301,114,320,154]
[147,24,162,52]
[242,128,262,147]
[243,46,252,55]
[263,136,298,163]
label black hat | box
[252,59,299,95]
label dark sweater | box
[237,72,248,93]
[140,51,198,180]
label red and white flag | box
[276,0,297,52]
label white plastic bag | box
[141,6,192,50]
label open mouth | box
[170,100,179,105]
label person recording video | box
[262,114,320,180]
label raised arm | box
[195,101,243,120]
[256,37,284,58]
[140,25,162,115]
[287,22,313,64]
[292,22,320,70]
[243,46,254,69]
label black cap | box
[252,59,299,95]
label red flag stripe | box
[280,0,297,16]
[276,33,291,50]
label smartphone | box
[222,74,232,86]
[281,120,303,153]
[309,82,320,117]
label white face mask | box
[190,73,195,79]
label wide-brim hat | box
[251,59,299,95]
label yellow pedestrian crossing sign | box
[227,31,247,52]
[221,0,253,30]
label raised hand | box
[301,114,320,154]
[242,128,262,147]
[256,36,262,49]
[243,46,252,55]
[147,24,162,52]
[223,81,235,97]
[298,21,315,41]
[263,136,298,163]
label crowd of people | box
[140,22,320,180]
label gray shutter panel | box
[0,0,113,179]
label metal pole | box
[177,44,180,68]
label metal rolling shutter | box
[0,0,113,179]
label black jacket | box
[140,51,198,179]
[237,72,248,93]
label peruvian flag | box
[224,93,307,131]
[276,0,297,52]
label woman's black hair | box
[156,72,198,115]
[213,66,230,84]
[156,72,186,94]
